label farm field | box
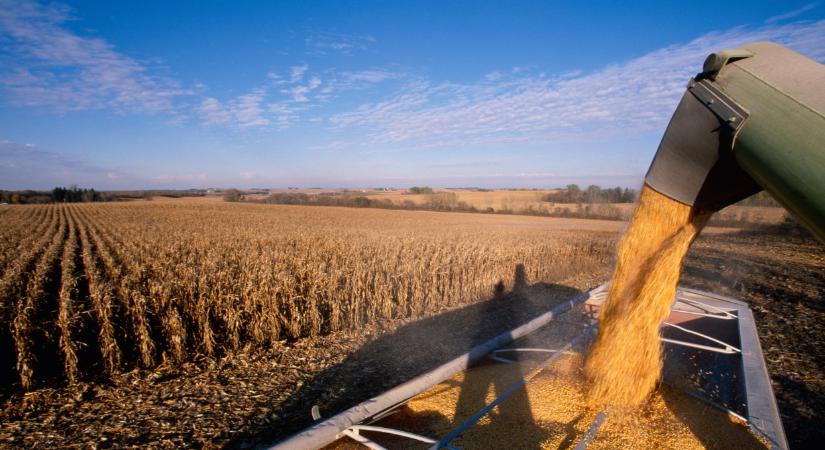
[0,199,821,448]
[365,188,557,211]
[261,187,787,224]
[0,199,622,391]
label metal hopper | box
[270,284,787,449]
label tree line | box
[1,187,212,204]
[541,184,637,204]
[50,186,108,203]
[0,186,107,205]
[0,187,112,204]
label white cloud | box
[267,71,287,84]
[198,97,232,126]
[309,68,405,102]
[305,32,375,55]
[485,71,503,82]
[234,90,270,127]
[197,89,270,128]
[331,20,825,148]
[0,0,190,113]
[341,69,402,84]
[282,76,322,102]
[766,2,820,24]
[290,64,309,82]
[268,102,296,128]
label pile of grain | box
[585,185,713,407]
[331,353,766,449]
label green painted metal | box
[724,76,825,240]
[713,42,825,241]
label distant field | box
[300,187,787,225]
[365,188,557,211]
[168,191,789,227]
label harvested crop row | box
[11,205,67,389]
[57,209,80,383]
[0,201,614,389]
[0,206,64,386]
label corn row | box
[0,201,613,387]
[11,206,66,388]
[74,206,155,367]
[75,208,121,374]
[56,206,81,383]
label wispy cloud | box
[331,20,825,148]
[197,97,231,126]
[766,2,820,24]
[268,102,297,128]
[282,76,322,102]
[197,89,274,129]
[0,1,398,131]
[290,64,309,82]
[0,139,131,188]
[340,69,402,84]
[198,66,403,128]
[305,31,375,55]
[233,90,270,127]
[0,0,190,114]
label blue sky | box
[1,1,824,190]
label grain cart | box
[271,42,823,449]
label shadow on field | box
[228,264,582,448]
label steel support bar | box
[341,429,387,450]
[671,297,737,320]
[662,322,741,354]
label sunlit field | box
[0,199,619,390]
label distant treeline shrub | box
[0,190,52,204]
[1,188,211,204]
[1,187,114,204]
[114,189,206,200]
[51,186,109,203]
[542,184,636,204]
[255,186,781,225]
[263,191,474,211]
[408,186,434,194]
[260,191,632,220]
[222,189,244,202]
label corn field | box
[0,200,613,389]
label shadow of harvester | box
[228,264,582,448]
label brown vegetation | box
[268,187,786,225]
[0,201,614,390]
[0,200,821,448]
